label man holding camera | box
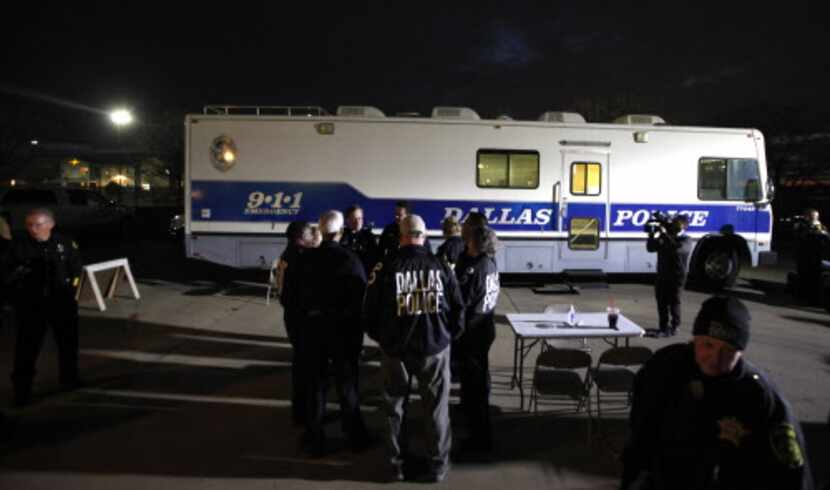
[646,213,692,338]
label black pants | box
[457,322,496,446]
[303,318,366,446]
[11,298,79,400]
[655,280,682,331]
[284,309,306,425]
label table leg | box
[518,337,526,410]
[511,334,519,390]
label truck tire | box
[695,244,739,291]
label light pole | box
[109,108,136,206]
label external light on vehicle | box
[210,135,238,172]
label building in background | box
[0,141,181,207]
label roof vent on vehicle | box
[613,114,667,125]
[538,111,586,123]
[431,106,480,120]
[336,105,386,118]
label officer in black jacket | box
[340,204,378,273]
[0,212,12,332]
[646,214,692,337]
[293,210,369,456]
[378,200,433,259]
[793,208,830,304]
[436,216,464,269]
[276,220,311,425]
[621,296,813,490]
[1,208,82,407]
[364,214,465,483]
[454,224,500,453]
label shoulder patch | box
[770,423,805,469]
[367,262,383,286]
[72,240,79,249]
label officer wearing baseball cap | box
[364,214,465,482]
[621,296,813,490]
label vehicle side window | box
[568,217,600,250]
[67,189,88,206]
[476,150,539,189]
[570,162,601,195]
[0,189,58,205]
[698,158,761,201]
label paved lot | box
[1,239,828,489]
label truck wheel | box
[696,244,739,291]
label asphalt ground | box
[0,238,828,489]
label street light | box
[110,108,134,127]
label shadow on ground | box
[0,315,626,484]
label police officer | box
[621,296,814,490]
[1,208,82,407]
[436,216,464,268]
[340,204,378,273]
[646,214,692,337]
[294,210,369,456]
[276,220,312,426]
[364,214,465,482]
[378,200,432,259]
[793,208,830,304]
[454,225,500,454]
[0,212,10,426]
[0,212,12,332]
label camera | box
[643,211,672,235]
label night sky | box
[3,1,830,144]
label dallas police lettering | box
[443,207,552,226]
[613,209,709,228]
[482,272,500,313]
[396,269,444,316]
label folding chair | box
[529,345,593,415]
[265,258,280,305]
[588,346,652,421]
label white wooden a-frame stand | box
[75,258,141,311]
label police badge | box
[210,135,238,172]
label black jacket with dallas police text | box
[363,244,464,357]
[455,252,499,334]
[1,232,82,305]
[621,343,813,490]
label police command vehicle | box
[183,105,774,290]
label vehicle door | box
[558,151,609,265]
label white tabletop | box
[506,312,645,338]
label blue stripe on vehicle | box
[190,181,770,234]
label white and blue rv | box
[184,105,774,289]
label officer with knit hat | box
[621,296,813,490]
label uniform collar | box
[400,244,429,255]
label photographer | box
[645,212,692,337]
